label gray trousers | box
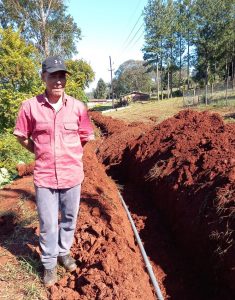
[35,184,81,269]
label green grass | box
[90,104,114,111]
[104,97,184,123]
[103,93,235,124]
[0,196,47,300]
[0,260,47,300]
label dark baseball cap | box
[42,55,71,74]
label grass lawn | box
[101,95,235,124]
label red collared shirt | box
[14,93,95,188]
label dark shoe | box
[43,267,57,287]
[58,254,77,272]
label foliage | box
[194,0,235,82]
[114,60,152,97]
[0,0,81,57]
[65,59,95,102]
[65,82,89,102]
[93,78,107,99]
[66,59,95,90]
[0,27,42,92]
[0,90,33,132]
[0,28,44,132]
[0,132,34,175]
[143,0,235,90]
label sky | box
[67,0,149,91]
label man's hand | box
[17,136,35,153]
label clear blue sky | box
[67,0,149,91]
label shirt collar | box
[41,91,68,105]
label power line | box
[130,29,145,49]
[121,0,143,48]
[112,1,147,73]
[124,22,144,50]
[122,13,143,49]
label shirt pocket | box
[63,122,79,144]
[33,123,50,144]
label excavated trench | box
[90,109,235,300]
[1,109,234,299]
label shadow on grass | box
[224,112,235,120]
[0,212,41,269]
[0,183,42,280]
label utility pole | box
[109,56,114,108]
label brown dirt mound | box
[0,142,161,299]
[90,111,151,170]
[16,161,35,176]
[49,142,159,299]
[92,109,235,295]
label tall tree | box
[114,60,152,97]
[0,0,81,57]
[194,0,235,86]
[143,0,180,98]
[174,0,194,90]
[0,27,41,92]
[0,28,42,131]
[94,78,107,99]
[143,0,166,99]
[66,59,95,102]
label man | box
[14,56,95,287]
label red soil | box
[92,109,235,298]
[0,142,160,300]
[1,109,234,299]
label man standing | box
[14,56,95,287]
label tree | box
[65,59,95,102]
[0,28,42,132]
[143,0,235,94]
[0,0,81,57]
[0,27,41,92]
[143,0,175,98]
[114,60,152,97]
[194,0,235,88]
[93,78,107,99]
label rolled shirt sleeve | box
[13,102,33,139]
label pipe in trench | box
[118,191,165,300]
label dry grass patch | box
[0,196,47,300]
[104,95,235,124]
[0,258,47,300]
[105,97,184,124]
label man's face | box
[42,71,67,100]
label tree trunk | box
[187,28,190,90]
[205,64,208,105]
[225,59,228,104]
[160,40,163,100]
[170,44,173,98]
[39,0,50,56]
[232,46,235,89]
[167,65,170,99]
[157,62,159,101]
[179,33,182,91]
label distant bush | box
[0,132,34,175]
[172,90,183,97]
